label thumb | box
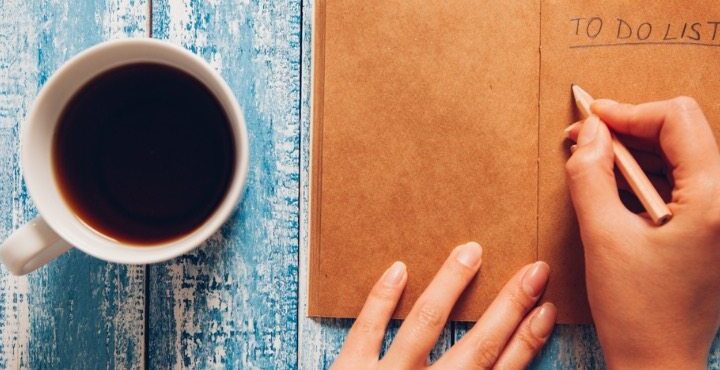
[565,116,633,227]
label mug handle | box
[0,217,72,275]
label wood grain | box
[0,0,147,369]
[147,0,302,368]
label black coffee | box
[53,63,235,245]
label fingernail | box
[455,242,483,268]
[577,116,600,145]
[522,261,550,298]
[530,303,557,339]
[570,144,578,153]
[383,261,406,286]
[564,121,581,139]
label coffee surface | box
[53,63,235,245]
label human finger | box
[433,262,549,369]
[592,97,720,179]
[565,116,638,228]
[491,303,557,370]
[337,261,407,363]
[382,242,483,368]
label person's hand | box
[565,97,720,370]
[331,242,556,369]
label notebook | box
[309,0,720,323]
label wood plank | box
[0,0,147,368]
[147,0,302,368]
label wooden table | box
[0,1,718,368]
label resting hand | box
[331,242,556,369]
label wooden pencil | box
[571,84,672,225]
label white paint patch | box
[167,0,194,46]
[0,2,39,130]
[97,3,149,368]
[161,3,235,368]
[168,262,200,370]
[0,0,36,367]
[101,0,150,39]
[108,265,146,370]
[0,274,30,369]
[166,0,223,72]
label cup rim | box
[21,38,249,264]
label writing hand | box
[565,97,720,370]
[331,242,556,369]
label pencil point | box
[571,84,585,99]
[571,84,594,118]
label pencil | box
[571,84,672,225]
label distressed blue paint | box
[530,325,606,369]
[148,0,301,368]
[0,0,147,369]
[710,333,720,370]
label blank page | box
[310,0,540,321]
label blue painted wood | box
[0,0,147,369]
[147,1,302,368]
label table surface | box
[0,1,718,369]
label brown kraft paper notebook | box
[310,0,720,323]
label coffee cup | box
[0,39,249,275]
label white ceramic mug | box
[0,39,249,275]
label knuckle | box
[515,329,544,353]
[692,179,720,231]
[369,283,398,303]
[472,339,502,369]
[565,149,612,181]
[627,107,646,134]
[415,301,445,330]
[353,317,379,336]
[564,154,583,176]
[704,206,720,232]
[564,152,592,177]
[671,96,700,113]
[507,287,534,314]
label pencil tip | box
[572,84,591,100]
[571,84,594,118]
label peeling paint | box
[0,1,146,369]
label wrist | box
[607,359,706,370]
[593,313,714,370]
[605,349,707,370]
